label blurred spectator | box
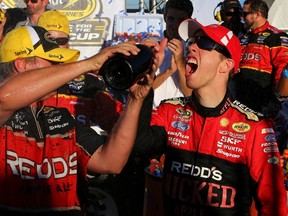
[0,6,26,43]
[153,0,193,108]
[2,8,26,35]
[215,0,247,39]
[37,10,70,48]
[16,0,50,27]
[0,0,48,42]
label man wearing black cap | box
[216,0,246,39]
[134,19,287,215]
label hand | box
[129,45,161,101]
[169,55,177,75]
[157,37,168,67]
[167,38,185,66]
[89,41,141,72]
[141,37,164,71]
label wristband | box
[282,68,288,78]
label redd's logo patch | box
[232,122,251,133]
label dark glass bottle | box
[99,44,154,90]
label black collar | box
[191,90,234,117]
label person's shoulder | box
[230,99,266,122]
[266,24,288,36]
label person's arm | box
[133,89,167,156]
[153,38,192,96]
[249,119,287,215]
[273,32,288,97]
[168,39,192,96]
[0,42,141,125]
[86,40,161,174]
[153,67,175,89]
[276,67,288,97]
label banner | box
[3,0,126,59]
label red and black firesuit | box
[135,90,287,216]
[43,73,124,132]
[0,104,105,215]
[233,21,288,116]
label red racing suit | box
[135,90,287,216]
[233,21,288,114]
[0,105,104,215]
[43,73,124,132]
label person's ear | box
[219,58,234,73]
[13,58,27,73]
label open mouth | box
[186,59,198,74]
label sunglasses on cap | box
[51,37,70,46]
[186,36,231,58]
[24,0,38,3]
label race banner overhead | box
[3,0,126,59]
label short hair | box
[164,0,193,19]
[243,0,269,18]
[0,62,16,84]
[0,56,39,84]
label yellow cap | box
[38,10,70,35]
[0,26,79,63]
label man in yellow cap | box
[38,10,70,47]
[37,10,122,133]
[0,25,160,215]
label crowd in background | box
[0,0,288,215]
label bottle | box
[99,44,154,90]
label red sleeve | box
[247,119,287,215]
[91,90,124,133]
[271,32,288,85]
[76,144,91,180]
